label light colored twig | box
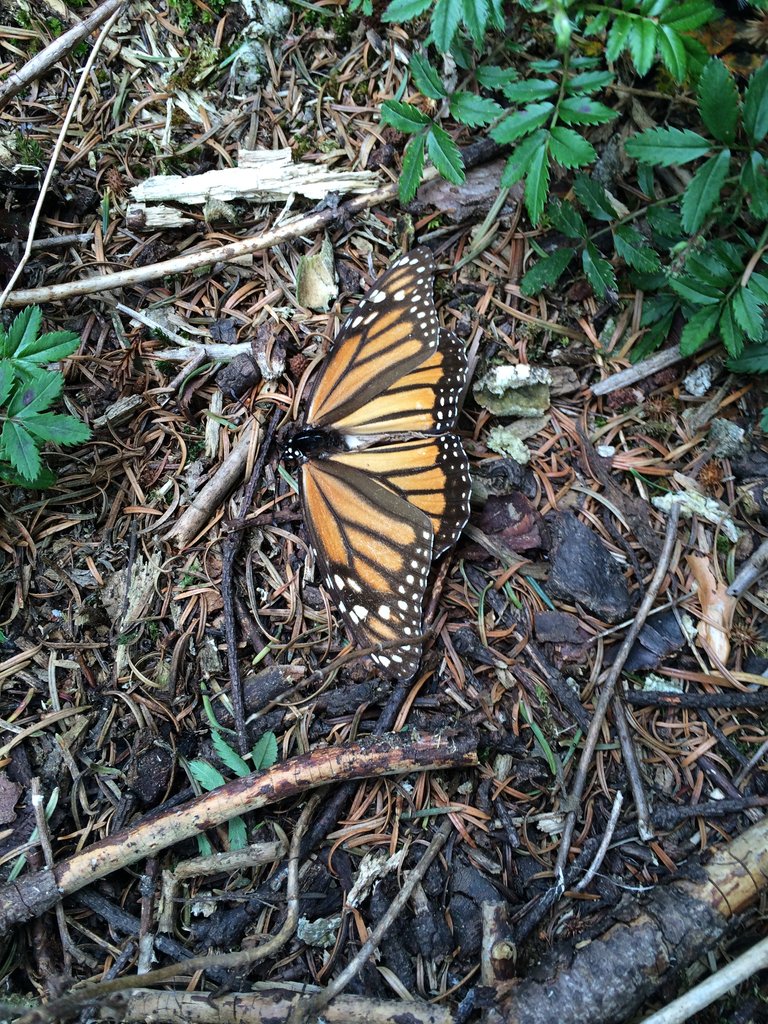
[728,538,768,597]
[0,0,125,112]
[554,501,681,887]
[574,790,624,893]
[638,934,768,1024]
[590,343,717,396]
[0,5,123,310]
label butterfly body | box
[287,247,471,680]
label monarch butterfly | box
[285,247,471,680]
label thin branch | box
[554,501,681,887]
[574,790,623,893]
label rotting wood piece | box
[0,731,477,937]
[488,814,768,1024]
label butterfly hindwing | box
[300,457,433,679]
[331,329,469,436]
[307,248,440,430]
[327,435,471,558]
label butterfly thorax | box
[284,427,344,464]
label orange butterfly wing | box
[307,248,440,429]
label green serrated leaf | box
[382,0,432,21]
[614,224,661,273]
[18,412,91,446]
[727,345,768,374]
[743,61,768,144]
[529,58,561,73]
[628,20,658,77]
[565,70,614,95]
[462,0,489,46]
[584,9,610,36]
[14,328,80,364]
[212,729,250,777]
[549,199,587,239]
[0,420,40,481]
[606,15,632,62]
[719,302,744,357]
[573,174,617,220]
[502,79,558,103]
[524,135,551,225]
[381,100,431,134]
[251,731,278,770]
[0,462,56,488]
[668,272,723,304]
[227,815,248,850]
[188,759,227,791]
[747,271,768,303]
[698,59,738,144]
[558,96,617,126]
[582,241,617,298]
[399,135,425,203]
[449,91,503,126]
[476,65,518,89]
[686,248,737,288]
[8,371,63,417]
[548,126,595,169]
[500,131,547,187]
[660,0,717,32]
[0,362,13,408]
[426,124,465,183]
[680,148,731,234]
[520,248,576,296]
[625,126,711,166]
[657,25,687,82]
[491,102,552,143]
[732,287,765,342]
[411,51,446,99]
[431,0,462,51]
[6,307,42,357]
[679,305,720,356]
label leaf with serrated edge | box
[520,248,576,295]
[558,97,617,126]
[431,0,462,52]
[743,62,768,144]
[606,15,631,62]
[574,175,617,220]
[501,131,547,187]
[524,137,550,225]
[679,306,720,356]
[7,307,41,357]
[614,225,661,272]
[628,20,657,77]
[462,0,490,46]
[399,135,425,203]
[657,25,687,82]
[491,103,552,143]
[719,302,744,357]
[502,79,557,102]
[0,363,13,408]
[698,59,738,144]
[626,126,711,166]
[19,413,92,445]
[550,199,587,239]
[548,126,595,168]
[680,148,730,234]
[381,100,431,133]
[382,0,432,20]
[212,729,250,777]
[188,759,227,791]
[732,288,765,342]
[9,372,63,417]
[427,125,464,183]
[449,92,503,126]
[1,420,40,481]
[411,51,446,99]
[660,0,717,31]
[252,731,278,770]
[582,241,617,298]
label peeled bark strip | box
[492,815,768,1024]
[0,732,477,936]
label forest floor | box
[0,2,767,1023]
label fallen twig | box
[0,0,125,113]
[590,344,717,396]
[0,731,477,935]
[0,4,123,310]
[554,501,681,885]
[728,537,768,597]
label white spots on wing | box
[334,574,344,589]
[406,574,414,584]
[398,600,408,611]
[352,604,368,620]
[348,578,362,593]
[379,604,391,620]
[394,289,406,301]
[369,289,386,303]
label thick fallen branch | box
[0,731,477,936]
[490,814,768,1024]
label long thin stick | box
[553,501,681,886]
[0,6,123,310]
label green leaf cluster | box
[491,56,618,224]
[627,60,768,234]
[188,727,278,853]
[0,307,91,488]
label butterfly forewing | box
[327,435,471,557]
[300,457,434,680]
[331,329,469,435]
[307,248,440,430]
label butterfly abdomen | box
[284,428,344,464]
